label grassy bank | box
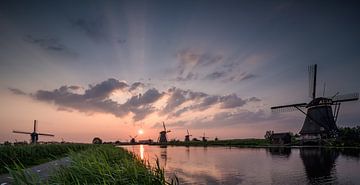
[0,144,92,174]
[9,145,177,185]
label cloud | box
[174,72,198,82]
[84,78,128,99]
[129,82,145,91]
[11,78,262,125]
[204,71,227,80]
[220,94,247,109]
[161,87,207,114]
[23,34,75,56]
[8,88,27,95]
[223,72,257,82]
[70,18,107,41]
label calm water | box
[121,145,360,185]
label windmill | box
[271,64,359,141]
[159,122,171,143]
[200,132,209,142]
[129,135,138,144]
[184,129,192,142]
[13,120,54,144]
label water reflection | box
[140,144,144,160]
[266,147,292,158]
[300,148,339,183]
[122,145,360,185]
[160,147,167,167]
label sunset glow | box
[0,0,359,143]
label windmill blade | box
[34,120,37,132]
[38,133,55,137]
[163,122,166,131]
[332,93,359,102]
[134,135,138,138]
[187,129,189,135]
[308,64,317,99]
[13,130,32,135]
[271,103,307,112]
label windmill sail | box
[332,93,359,102]
[271,103,307,112]
[308,64,317,100]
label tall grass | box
[0,144,92,174]
[48,145,178,185]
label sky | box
[0,0,359,143]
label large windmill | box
[271,64,359,141]
[159,122,171,143]
[184,129,192,142]
[13,120,54,144]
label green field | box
[0,144,92,174]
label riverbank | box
[148,138,360,149]
[0,144,92,174]
[5,145,177,184]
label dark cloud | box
[176,49,223,72]
[8,88,27,95]
[223,72,257,82]
[175,72,198,82]
[248,97,261,102]
[84,78,128,99]
[31,79,161,121]
[23,34,75,55]
[70,18,107,41]
[220,94,247,109]
[11,78,261,123]
[204,71,227,80]
[162,87,207,114]
[68,85,82,90]
[125,88,163,107]
[129,82,145,91]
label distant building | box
[138,139,153,144]
[270,133,292,145]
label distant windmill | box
[159,122,171,143]
[184,129,192,142]
[271,64,359,141]
[200,132,209,142]
[129,135,138,144]
[13,120,54,144]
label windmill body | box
[184,129,192,142]
[13,120,54,144]
[271,64,358,142]
[129,135,138,144]
[159,122,171,144]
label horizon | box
[1,0,360,143]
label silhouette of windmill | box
[271,64,359,141]
[13,120,54,144]
[159,122,171,143]
[184,129,192,142]
[129,135,138,144]
[200,132,209,142]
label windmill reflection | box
[300,148,339,182]
[267,147,292,158]
[160,146,167,168]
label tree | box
[264,130,274,141]
[92,137,102,144]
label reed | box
[0,144,92,174]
